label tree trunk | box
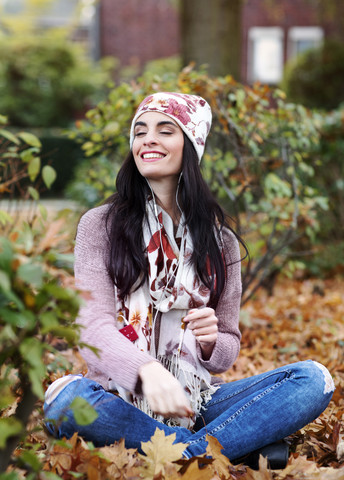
[180,0,242,79]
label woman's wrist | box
[199,341,215,360]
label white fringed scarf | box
[111,199,218,429]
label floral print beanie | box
[129,92,212,162]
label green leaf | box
[20,147,39,163]
[0,238,13,272]
[17,262,44,288]
[0,271,11,292]
[38,203,48,221]
[20,338,45,370]
[18,132,42,148]
[0,309,35,329]
[0,417,23,448]
[70,396,98,426]
[0,211,14,227]
[47,326,78,343]
[20,338,45,398]
[28,156,41,182]
[0,380,16,410]
[40,311,59,329]
[42,165,57,189]
[28,186,40,201]
[44,283,74,300]
[18,450,42,472]
[0,129,20,145]
[28,367,44,399]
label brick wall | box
[99,0,179,69]
[99,0,342,82]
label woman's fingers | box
[139,362,193,418]
[184,307,218,344]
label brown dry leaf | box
[99,438,142,478]
[139,428,187,478]
[205,435,231,478]
[276,454,344,479]
[180,458,215,480]
[36,217,69,252]
[161,461,184,479]
[45,433,76,474]
[337,435,344,463]
[44,432,109,478]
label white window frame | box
[248,27,284,84]
[287,26,324,59]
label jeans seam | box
[206,368,294,407]
[188,374,294,447]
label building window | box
[288,27,324,59]
[0,0,24,14]
[248,27,284,84]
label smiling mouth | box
[141,152,166,160]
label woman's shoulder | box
[221,226,239,245]
[76,203,111,245]
[221,226,241,262]
[80,203,110,223]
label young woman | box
[44,92,334,463]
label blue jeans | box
[44,360,334,460]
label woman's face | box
[132,111,184,183]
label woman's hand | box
[184,307,218,359]
[139,361,193,418]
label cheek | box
[171,138,184,161]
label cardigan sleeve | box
[196,228,242,373]
[74,205,154,393]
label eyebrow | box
[134,120,178,128]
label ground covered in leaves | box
[13,276,344,479]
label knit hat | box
[129,92,212,162]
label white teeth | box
[142,153,165,159]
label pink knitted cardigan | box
[74,204,242,393]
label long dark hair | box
[105,134,241,306]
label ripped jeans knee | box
[312,360,335,395]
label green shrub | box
[68,69,328,302]
[0,35,110,128]
[281,39,344,110]
[0,120,82,471]
[312,108,344,240]
[294,106,344,277]
[65,154,119,207]
[0,116,56,204]
[143,55,181,78]
[40,133,84,196]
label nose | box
[143,130,158,146]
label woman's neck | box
[149,179,181,226]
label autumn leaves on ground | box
[22,276,344,480]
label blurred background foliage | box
[0,35,112,128]
[282,39,344,110]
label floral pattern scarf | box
[111,199,217,429]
